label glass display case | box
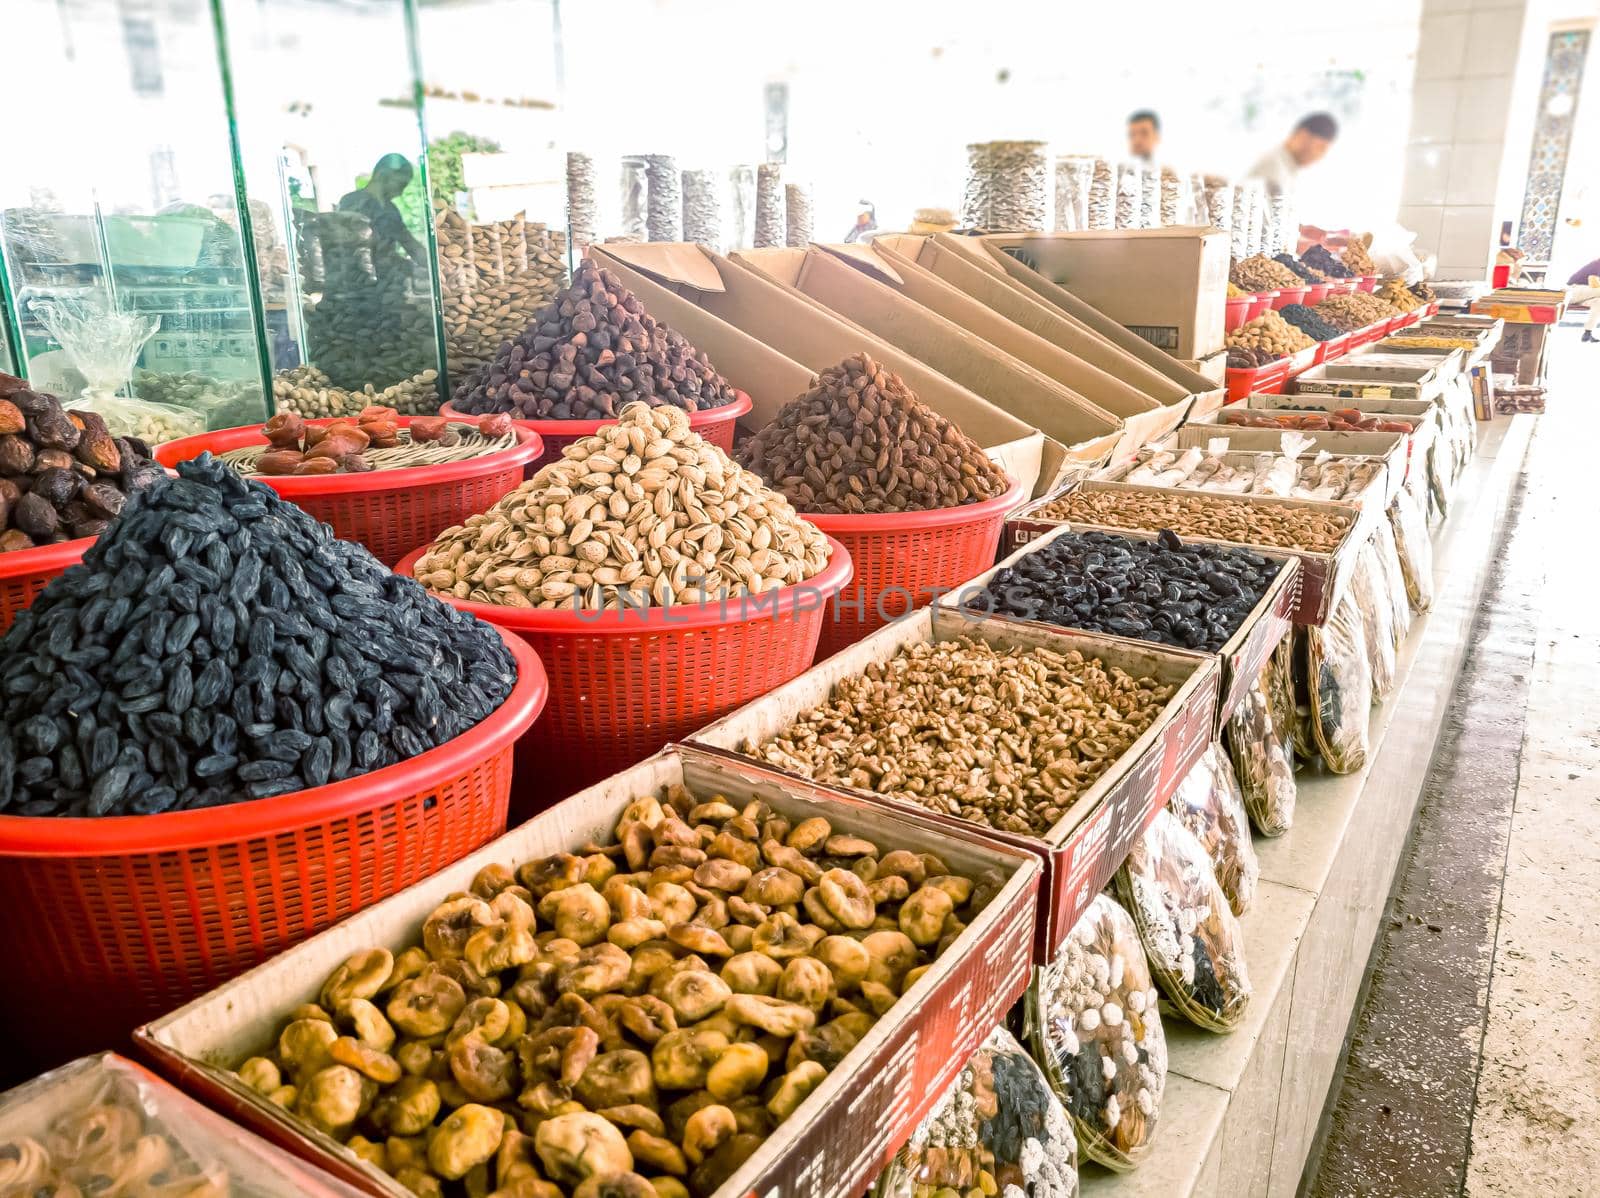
[221,0,449,412]
[0,0,270,432]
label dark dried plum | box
[30,467,81,508]
[14,493,60,540]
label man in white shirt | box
[1248,112,1340,195]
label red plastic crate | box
[1286,344,1320,377]
[156,417,544,567]
[1272,286,1309,310]
[1356,274,1379,293]
[1315,332,1353,363]
[1225,359,1291,403]
[1247,291,1277,321]
[0,628,548,1071]
[396,538,854,814]
[1225,295,1252,331]
[1304,282,1331,305]
[441,390,752,473]
[0,537,92,635]
[1352,320,1388,346]
[806,475,1025,660]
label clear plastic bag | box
[1304,590,1373,773]
[29,294,157,408]
[1055,156,1095,231]
[1230,185,1251,260]
[1139,165,1158,229]
[1028,894,1166,1171]
[619,155,648,241]
[1388,489,1435,612]
[1116,163,1141,229]
[1226,666,1297,836]
[1371,517,1414,636]
[1169,743,1259,916]
[963,142,1048,231]
[1088,159,1115,230]
[1244,180,1268,258]
[874,1025,1080,1198]
[1350,538,1398,702]
[0,1052,364,1196]
[1117,808,1252,1031]
[755,162,786,246]
[728,165,756,250]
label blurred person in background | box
[1565,253,1600,342]
[1127,110,1161,163]
[1248,112,1339,195]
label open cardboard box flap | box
[730,245,1122,467]
[588,242,1066,496]
[818,239,1189,463]
[874,233,1221,447]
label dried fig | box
[255,449,304,475]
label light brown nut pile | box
[413,401,831,609]
[235,785,1002,1198]
[1224,309,1314,357]
[735,353,1009,515]
[1034,488,1353,553]
[747,638,1176,837]
[273,365,441,418]
[1340,234,1375,275]
[1377,279,1421,312]
[435,208,569,379]
[1312,291,1397,332]
[1228,253,1302,292]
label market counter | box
[1081,413,1534,1197]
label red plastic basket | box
[155,417,543,567]
[1315,332,1353,363]
[1356,275,1379,293]
[1304,282,1331,305]
[804,476,1024,661]
[1328,279,1358,296]
[1224,296,1252,331]
[1225,359,1291,403]
[441,391,753,473]
[1247,291,1277,321]
[0,537,93,635]
[396,538,852,815]
[1271,286,1309,310]
[0,627,547,1070]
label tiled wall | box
[1399,0,1535,279]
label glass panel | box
[220,0,447,415]
[412,0,568,393]
[0,0,269,434]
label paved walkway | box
[1308,329,1600,1196]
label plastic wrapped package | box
[618,155,648,241]
[1117,809,1252,1031]
[963,141,1049,231]
[644,153,682,242]
[1139,165,1158,229]
[1267,191,1291,255]
[1055,156,1095,231]
[1350,537,1400,701]
[1372,517,1415,635]
[1266,635,1297,742]
[873,1026,1080,1198]
[785,182,814,246]
[566,151,597,249]
[1027,895,1167,1171]
[1116,163,1141,229]
[1244,181,1268,258]
[1303,590,1373,773]
[1168,743,1259,916]
[1230,185,1251,260]
[729,164,756,249]
[1227,667,1298,837]
[1088,158,1115,230]
[0,1052,364,1196]
[755,163,786,247]
[1389,489,1436,612]
[1159,165,1183,226]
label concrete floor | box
[1308,329,1600,1197]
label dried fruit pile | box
[1278,303,1342,342]
[451,260,737,420]
[414,402,831,609]
[1225,310,1314,365]
[1229,253,1302,292]
[236,784,1004,1198]
[225,411,516,477]
[1302,244,1354,279]
[0,457,515,816]
[1341,234,1376,276]
[747,638,1175,837]
[736,353,1008,514]
[1032,487,1354,554]
[1217,408,1414,434]
[972,529,1281,652]
[1273,253,1325,283]
[0,373,164,551]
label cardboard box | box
[872,233,1209,410]
[689,606,1218,958]
[1004,481,1375,626]
[138,745,1042,1198]
[1160,421,1407,504]
[975,227,1229,359]
[589,242,1063,497]
[1290,360,1451,404]
[1185,349,1229,396]
[729,246,1122,468]
[1471,288,1567,324]
[935,522,1299,733]
[815,240,1190,462]
[1097,444,1391,509]
[1488,321,1551,385]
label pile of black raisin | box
[965,529,1281,653]
[0,456,517,816]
